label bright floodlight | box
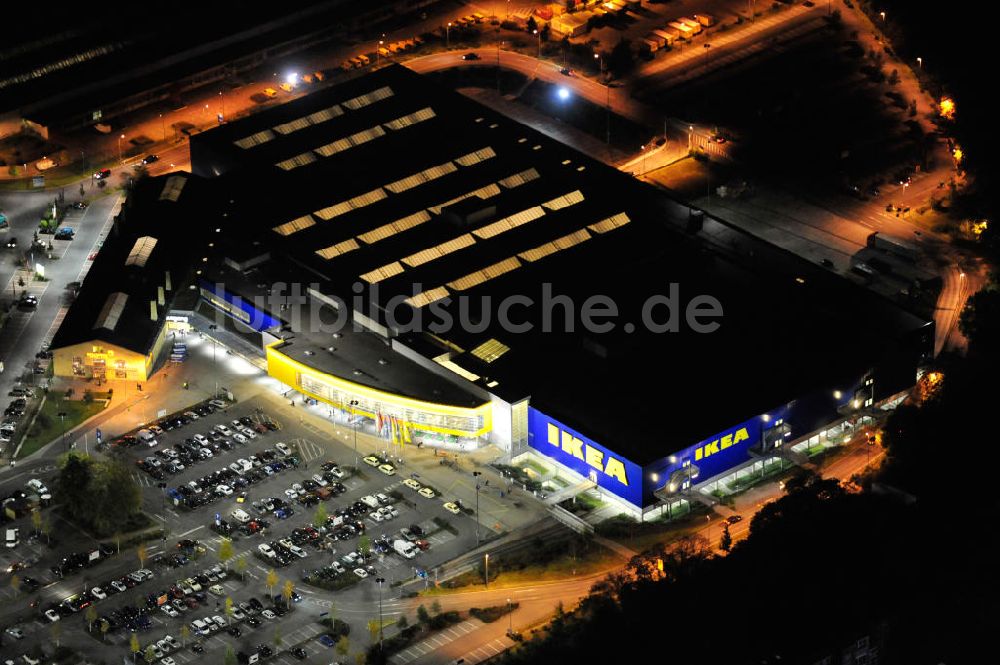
[286,72,298,85]
[557,86,570,101]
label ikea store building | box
[54,65,933,519]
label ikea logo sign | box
[547,423,629,485]
[694,427,750,461]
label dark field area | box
[641,26,931,190]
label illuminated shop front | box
[265,341,491,440]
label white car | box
[369,512,384,523]
[362,456,380,467]
[91,586,107,600]
[163,635,181,650]
[193,434,209,445]
[214,424,233,436]
[236,458,253,472]
[275,442,291,457]
[44,609,60,622]
[161,658,176,665]
[232,433,248,445]
[238,427,256,440]
[215,485,233,497]
[26,479,48,494]
[353,567,368,579]
[311,474,328,487]
[402,479,421,491]
[284,488,298,500]
[378,464,396,476]
[376,493,391,505]
[443,502,462,515]
[161,604,180,618]
[326,467,345,479]
[418,487,436,499]
[231,608,246,621]
[258,544,276,559]
[208,584,225,596]
[229,463,243,474]
[187,481,203,494]
[111,580,128,593]
[261,609,277,620]
[211,615,226,629]
[185,577,202,592]
[184,411,200,420]
[291,483,305,496]
[209,399,227,409]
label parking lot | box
[78,394,489,664]
[1,329,547,665]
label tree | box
[396,616,408,630]
[273,626,283,648]
[720,525,733,552]
[431,600,441,615]
[367,618,380,645]
[144,645,156,663]
[129,633,141,658]
[179,624,190,646]
[235,556,248,581]
[607,37,635,78]
[354,654,366,665]
[527,16,538,33]
[137,543,148,568]
[100,618,109,642]
[225,597,234,622]
[41,515,52,544]
[282,580,295,607]
[960,289,1000,357]
[31,508,42,534]
[358,535,371,557]
[313,503,328,529]
[85,604,98,631]
[224,646,236,665]
[56,452,93,520]
[336,636,350,657]
[266,569,279,597]
[416,604,430,623]
[219,538,234,569]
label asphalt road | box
[0,191,120,462]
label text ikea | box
[547,423,628,485]
[694,427,750,461]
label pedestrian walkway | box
[391,620,480,664]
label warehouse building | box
[56,65,933,518]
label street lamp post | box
[507,598,513,636]
[376,34,385,67]
[375,577,386,651]
[484,553,489,589]
[533,29,540,59]
[118,134,125,164]
[58,411,68,450]
[159,114,166,142]
[472,471,482,545]
[446,22,452,49]
[350,399,360,465]
[916,57,922,68]
[208,324,218,397]
[595,53,610,145]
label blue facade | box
[527,408,644,507]
[528,373,879,509]
[198,280,281,332]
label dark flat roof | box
[50,173,214,354]
[190,65,932,463]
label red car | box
[414,539,430,551]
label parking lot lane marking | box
[177,525,205,538]
[154,513,166,521]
